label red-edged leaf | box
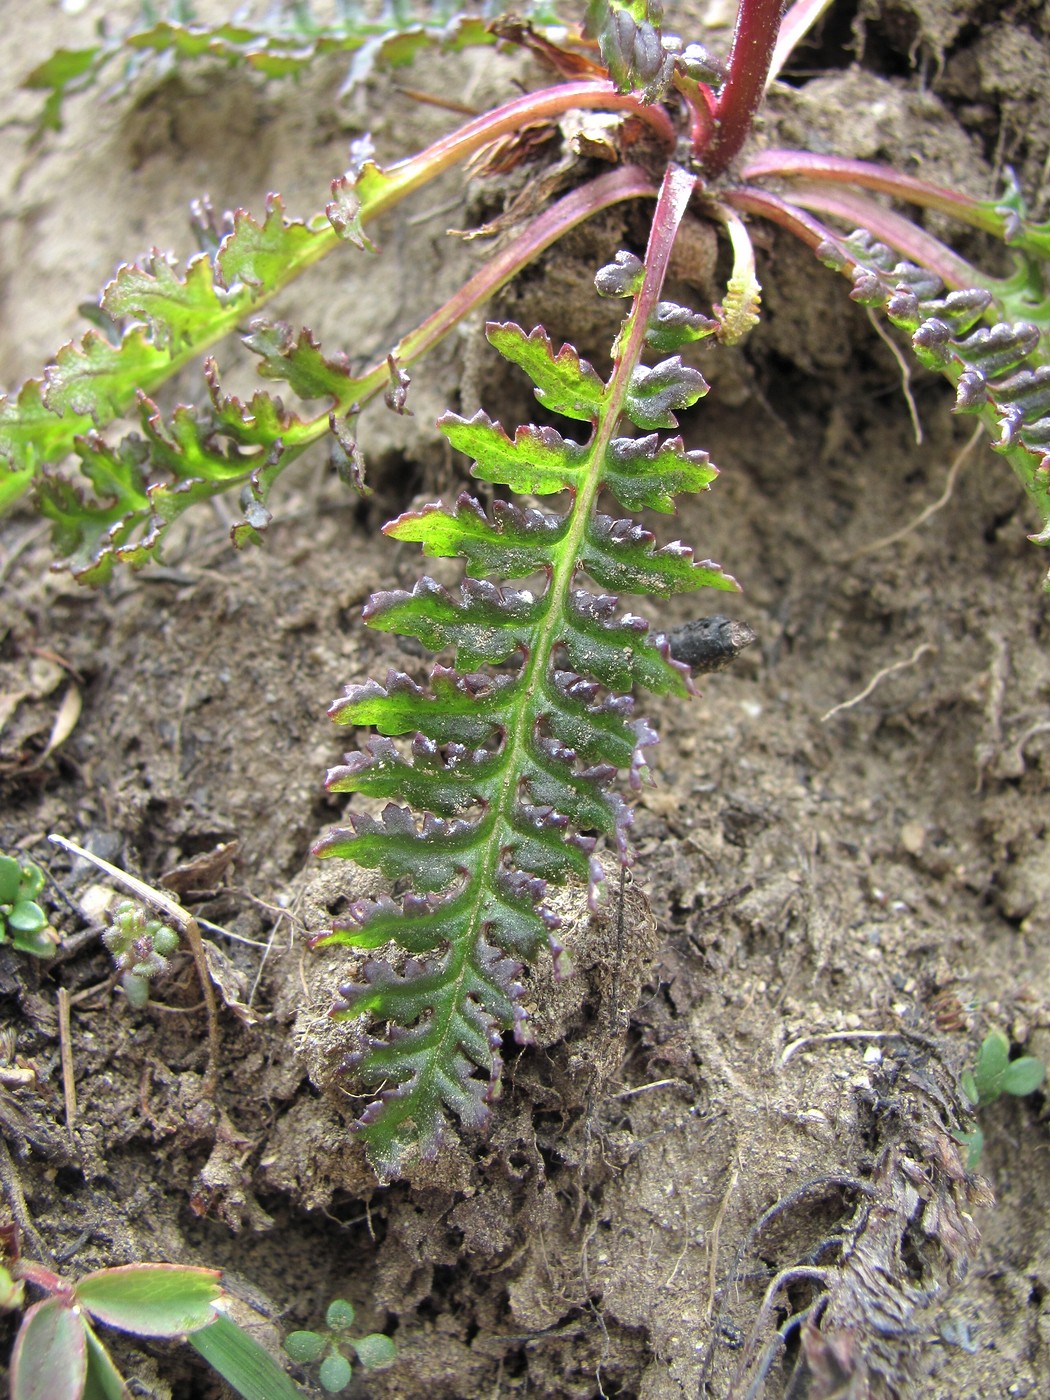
[75,1264,222,1337]
[11,1298,88,1400]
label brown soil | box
[2,3,1050,1397]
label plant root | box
[846,423,983,561]
[820,641,936,722]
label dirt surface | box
[3,2,1050,1397]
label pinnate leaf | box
[832,229,1050,570]
[317,185,736,1176]
[23,10,506,133]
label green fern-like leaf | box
[822,230,1050,576]
[0,162,411,579]
[313,165,737,1177]
[22,3,544,134]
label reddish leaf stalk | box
[282,164,658,450]
[595,163,700,453]
[12,1261,71,1297]
[727,184,985,290]
[375,79,675,214]
[740,151,1008,237]
[703,0,786,177]
[724,184,858,255]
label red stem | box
[726,184,986,290]
[12,1260,70,1296]
[703,0,787,178]
[395,166,658,366]
[773,184,985,288]
[374,81,675,215]
[739,151,1005,236]
[722,185,835,254]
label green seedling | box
[5,1,1050,1178]
[0,854,58,958]
[101,899,181,1008]
[4,1244,303,1400]
[284,1297,397,1393]
[955,1027,1046,1168]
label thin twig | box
[57,988,76,1129]
[196,916,273,949]
[700,1174,874,1384]
[781,1026,944,1066]
[706,1166,739,1319]
[247,906,291,1009]
[394,86,479,117]
[68,971,120,1007]
[734,1266,830,1391]
[739,1299,825,1400]
[866,307,923,445]
[49,834,221,1095]
[847,423,983,560]
[821,641,935,722]
[609,1078,685,1099]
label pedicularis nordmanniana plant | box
[6,0,1050,1175]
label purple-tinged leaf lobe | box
[386,491,567,577]
[645,301,718,352]
[440,411,587,495]
[624,355,709,429]
[244,320,357,403]
[102,252,227,351]
[485,322,605,423]
[583,512,738,596]
[327,174,378,252]
[595,251,645,299]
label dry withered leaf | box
[159,839,239,899]
[490,17,605,81]
[201,937,262,1027]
